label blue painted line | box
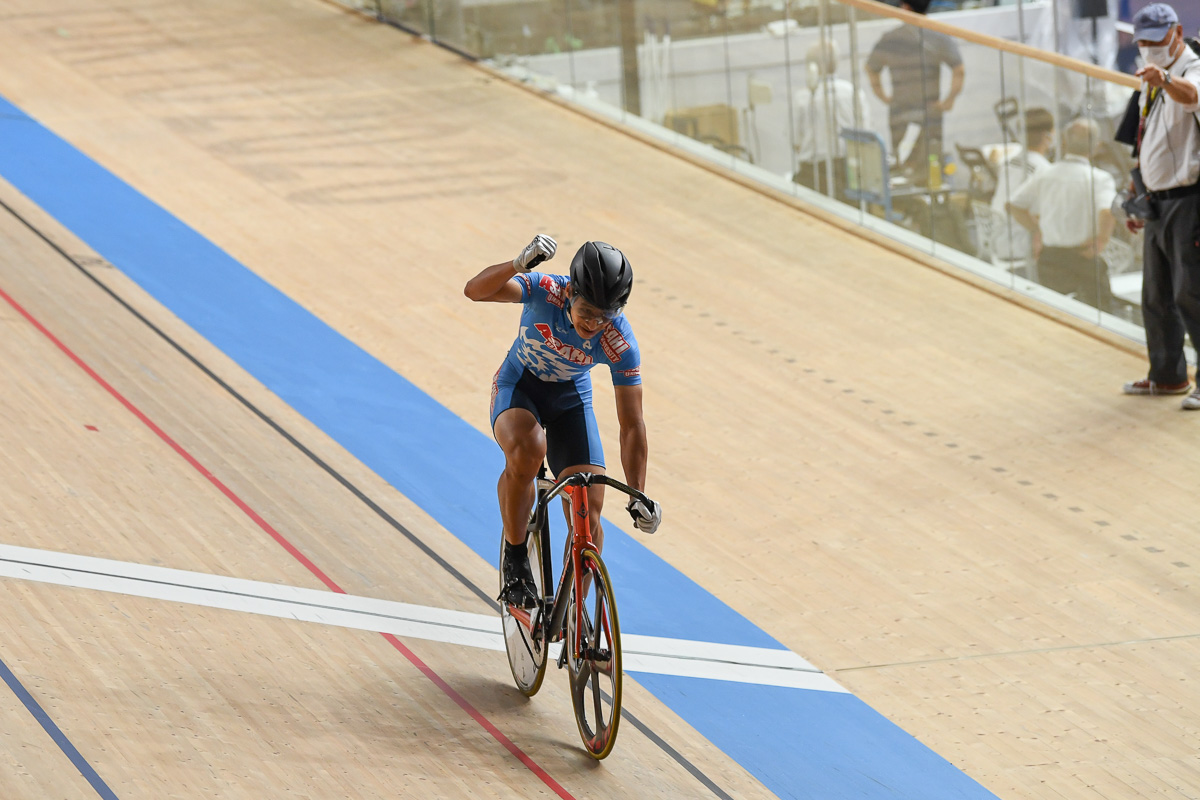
[633,673,993,800]
[0,93,999,799]
[0,652,119,799]
[0,93,766,650]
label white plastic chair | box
[971,200,1036,281]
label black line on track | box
[0,196,498,609]
[0,197,740,800]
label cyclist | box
[464,234,662,608]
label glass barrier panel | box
[1084,71,1140,326]
[789,8,849,204]
[654,8,743,167]
[841,3,929,239]
[987,48,1029,294]
[378,0,433,38]
[990,52,1081,300]
[561,0,625,116]
[1099,67,1143,330]
[339,0,381,14]
[921,32,1010,268]
[472,0,1145,339]
[985,51,1138,327]
[454,0,576,61]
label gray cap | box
[1133,3,1179,42]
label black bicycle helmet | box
[569,241,633,312]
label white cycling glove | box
[513,234,557,273]
[626,497,662,534]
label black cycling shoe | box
[500,540,539,609]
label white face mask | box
[1140,44,1174,68]
[1139,30,1178,69]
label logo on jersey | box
[619,366,641,378]
[600,326,631,362]
[534,323,593,365]
[539,275,565,309]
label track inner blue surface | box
[0,93,998,800]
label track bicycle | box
[499,464,657,759]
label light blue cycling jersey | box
[500,272,642,388]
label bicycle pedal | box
[583,647,611,667]
[498,578,539,610]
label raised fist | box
[514,234,557,272]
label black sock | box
[504,538,528,559]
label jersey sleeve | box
[515,272,569,310]
[513,272,538,303]
[601,320,642,386]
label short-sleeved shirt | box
[499,272,642,390]
[1009,155,1117,248]
[1138,48,1200,192]
[866,25,963,124]
[991,150,1051,259]
[794,77,871,162]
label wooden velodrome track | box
[0,0,1197,797]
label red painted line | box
[0,284,577,800]
[380,634,574,799]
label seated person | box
[793,40,869,199]
[989,108,1056,261]
[1006,118,1118,310]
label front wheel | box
[500,531,548,697]
[566,548,622,759]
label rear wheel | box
[500,530,548,696]
[566,548,622,759]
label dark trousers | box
[1142,194,1200,384]
[1037,246,1113,311]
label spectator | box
[1006,117,1117,310]
[991,108,1056,261]
[865,0,964,171]
[793,40,870,199]
[1120,3,1200,406]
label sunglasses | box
[571,300,621,326]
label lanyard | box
[1136,86,1163,159]
[1143,86,1161,117]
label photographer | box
[1121,3,1200,408]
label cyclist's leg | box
[490,367,547,548]
[493,407,546,547]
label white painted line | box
[0,543,846,693]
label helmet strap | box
[563,295,578,331]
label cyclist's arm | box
[614,383,648,492]
[464,261,524,302]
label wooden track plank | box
[0,652,103,799]
[0,0,1197,797]
[0,169,773,799]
